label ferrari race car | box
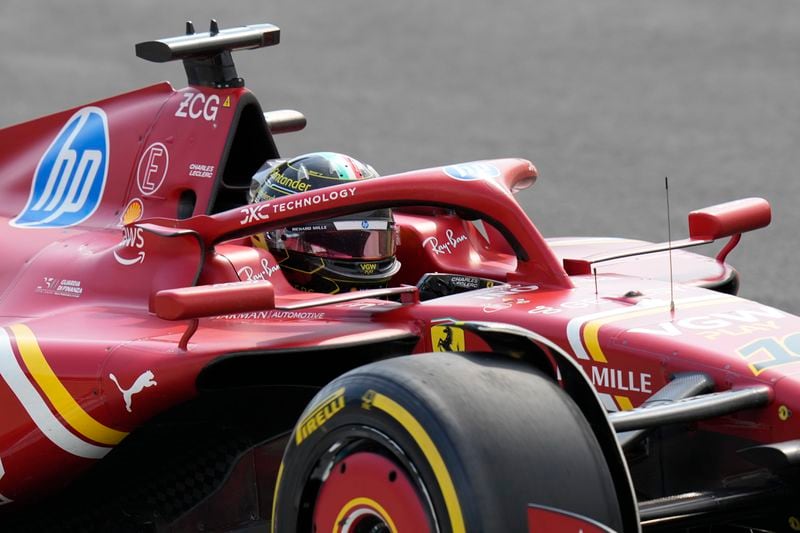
[0,20,797,533]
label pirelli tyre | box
[271,352,624,533]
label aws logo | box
[11,107,109,229]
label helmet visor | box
[272,211,396,260]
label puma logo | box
[109,370,157,412]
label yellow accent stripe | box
[10,324,128,446]
[372,393,465,533]
[583,319,611,363]
[334,497,398,533]
[615,396,634,411]
[270,461,284,533]
[582,296,734,363]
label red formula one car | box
[0,21,796,533]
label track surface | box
[1,1,798,310]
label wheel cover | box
[313,451,431,533]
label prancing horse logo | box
[109,370,158,412]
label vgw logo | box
[11,107,109,228]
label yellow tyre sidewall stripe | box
[371,392,465,533]
[270,462,284,533]
[10,324,128,446]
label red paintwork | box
[528,504,618,532]
[0,39,794,521]
[688,197,771,240]
[312,452,431,532]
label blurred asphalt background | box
[0,1,798,310]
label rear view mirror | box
[688,198,771,241]
[152,280,276,320]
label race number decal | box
[11,107,109,228]
[739,333,800,375]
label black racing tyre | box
[272,352,624,532]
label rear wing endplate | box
[564,197,771,275]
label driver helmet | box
[249,152,400,294]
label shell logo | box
[121,199,144,225]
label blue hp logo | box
[443,162,501,181]
[11,107,109,228]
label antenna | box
[665,177,675,314]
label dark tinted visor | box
[272,211,396,260]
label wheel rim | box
[313,451,431,533]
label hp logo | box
[11,107,109,228]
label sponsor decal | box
[174,91,220,122]
[295,387,345,445]
[432,325,465,352]
[113,225,146,266]
[456,284,538,313]
[527,297,604,315]
[291,224,330,231]
[35,277,84,298]
[590,366,652,394]
[468,284,537,313]
[272,186,357,214]
[120,198,143,225]
[359,263,378,275]
[108,371,157,413]
[443,162,500,181]
[215,310,326,320]
[188,163,215,179]
[483,302,512,314]
[450,276,484,290]
[270,169,311,192]
[272,187,356,213]
[136,142,169,196]
[361,389,377,409]
[470,284,538,300]
[528,305,562,315]
[237,258,280,281]
[423,229,468,255]
[12,107,109,229]
[628,306,785,340]
[738,333,800,375]
[566,295,735,363]
[240,203,271,225]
